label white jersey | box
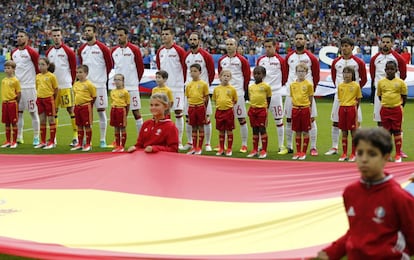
[257,54,286,95]
[331,55,367,90]
[370,52,403,86]
[285,50,320,88]
[11,47,39,89]
[156,43,186,91]
[79,41,112,88]
[218,54,251,96]
[112,42,144,91]
[184,49,215,86]
[46,44,76,89]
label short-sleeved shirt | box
[110,88,130,107]
[185,79,209,106]
[73,79,97,105]
[377,77,407,108]
[248,82,272,108]
[290,79,314,107]
[36,72,58,98]
[212,84,238,110]
[1,76,21,101]
[152,86,174,105]
[338,81,362,106]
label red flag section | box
[0,152,413,259]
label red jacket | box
[135,119,178,153]
[324,174,414,259]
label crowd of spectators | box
[0,0,413,57]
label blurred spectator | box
[401,47,412,64]
[142,48,152,69]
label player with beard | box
[156,27,187,149]
[46,28,78,146]
[183,32,215,152]
[11,30,40,146]
[218,38,251,153]
[284,32,320,156]
[78,24,113,148]
[111,26,144,137]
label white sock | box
[135,118,143,134]
[204,122,212,145]
[276,119,284,148]
[240,123,248,146]
[186,123,193,145]
[332,126,340,149]
[98,111,107,142]
[17,113,24,139]
[310,120,318,149]
[30,112,40,138]
[175,116,184,144]
[286,121,293,149]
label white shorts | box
[19,88,38,113]
[268,93,284,119]
[373,95,381,122]
[94,88,108,110]
[284,96,317,118]
[172,90,185,111]
[331,94,362,122]
[184,96,212,116]
[233,95,247,118]
[128,89,141,110]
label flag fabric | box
[0,152,412,259]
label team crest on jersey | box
[155,129,162,136]
[372,206,386,223]
[144,127,148,132]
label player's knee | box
[286,118,292,123]
[333,122,339,127]
[97,108,106,112]
[132,109,141,119]
[239,118,247,125]
[175,112,184,118]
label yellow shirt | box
[248,82,272,108]
[377,77,408,108]
[36,72,58,98]
[338,81,362,106]
[152,85,173,105]
[110,88,130,107]
[185,79,209,106]
[290,79,314,107]
[212,84,238,110]
[73,80,97,105]
[1,76,21,101]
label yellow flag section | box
[0,188,346,258]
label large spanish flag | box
[0,153,412,259]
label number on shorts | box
[99,96,104,106]
[28,100,35,110]
[61,95,70,105]
[175,97,181,107]
[132,96,138,107]
[272,105,283,117]
[236,105,242,116]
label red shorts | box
[110,107,127,127]
[188,105,206,127]
[74,103,93,127]
[36,96,56,116]
[380,106,402,132]
[292,107,311,132]
[215,109,234,131]
[248,107,267,127]
[338,106,357,131]
[2,101,18,124]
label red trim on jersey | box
[156,43,187,82]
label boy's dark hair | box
[385,60,397,68]
[254,65,266,76]
[77,64,89,74]
[39,57,55,73]
[190,63,201,72]
[4,60,16,69]
[353,128,393,155]
[340,37,355,47]
[156,70,168,79]
[343,66,356,81]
